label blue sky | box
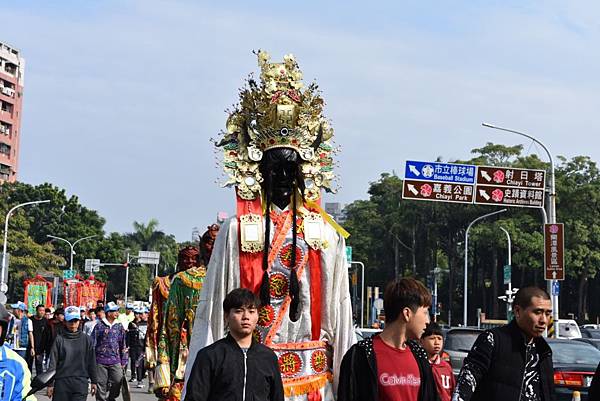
[2,1,599,240]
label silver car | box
[444,328,484,376]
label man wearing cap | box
[79,306,90,323]
[84,306,104,336]
[127,308,148,388]
[0,303,35,400]
[43,307,65,353]
[31,304,48,375]
[92,302,128,401]
[118,304,135,328]
[47,306,98,401]
[8,302,34,362]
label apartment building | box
[0,41,25,182]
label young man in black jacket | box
[184,288,284,401]
[338,277,440,401]
[452,287,554,401]
[47,306,98,401]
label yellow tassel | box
[283,373,332,397]
[305,200,351,239]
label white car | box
[556,319,582,339]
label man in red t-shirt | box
[420,323,455,401]
[338,277,440,401]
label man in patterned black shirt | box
[452,287,555,401]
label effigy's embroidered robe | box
[183,207,355,401]
[156,266,206,401]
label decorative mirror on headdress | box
[216,50,337,202]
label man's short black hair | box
[223,288,260,314]
[35,304,45,311]
[513,287,550,310]
[421,322,443,339]
[384,277,432,324]
[55,308,65,316]
[95,306,104,314]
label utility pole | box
[483,123,559,336]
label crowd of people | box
[0,298,153,401]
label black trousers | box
[129,347,145,381]
[53,377,89,401]
[34,354,44,375]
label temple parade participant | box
[146,270,172,397]
[155,244,209,401]
[184,50,355,401]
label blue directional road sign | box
[552,281,560,296]
[404,160,477,184]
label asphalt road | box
[34,380,156,401]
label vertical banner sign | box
[23,275,53,314]
[544,223,565,280]
[78,277,106,310]
[503,265,511,285]
[63,278,80,306]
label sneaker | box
[129,378,135,382]
[137,382,144,388]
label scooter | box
[24,370,55,400]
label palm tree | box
[128,219,166,250]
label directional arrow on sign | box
[409,165,420,176]
[480,170,492,182]
[407,184,419,195]
[479,189,490,200]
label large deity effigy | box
[184,51,355,401]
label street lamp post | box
[482,123,559,333]
[498,227,517,318]
[1,200,51,293]
[464,209,507,326]
[350,261,365,328]
[47,234,97,271]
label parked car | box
[581,328,600,339]
[581,324,600,330]
[547,339,600,401]
[574,337,600,351]
[556,319,582,339]
[354,327,382,341]
[444,328,483,376]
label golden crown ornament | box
[216,50,337,201]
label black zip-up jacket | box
[337,335,441,401]
[589,362,600,401]
[453,320,555,401]
[184,334,284,401]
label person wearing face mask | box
[338,278,439,401]
[452,287,555,401]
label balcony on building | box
[0,122,10,137]
[0,100,13,118]
[0,143,10,159]
[3,62,17,78]
[0,163,11,181]
[0,79,15,99]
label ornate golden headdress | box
[216,50,337,201]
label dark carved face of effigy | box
[259,148,301,210]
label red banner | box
[63,275,105,308]
[24,275,53,314]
